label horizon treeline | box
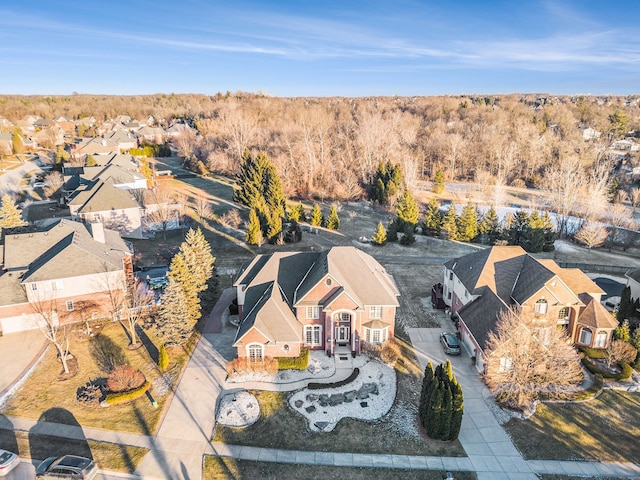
[1,92,638,203]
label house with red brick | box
[442,246,618,372]
[233,246,400,361]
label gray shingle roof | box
[457,286,509,350]
[2,219,128,283]
[68,178,140,213]
[511,255,555,304]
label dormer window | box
[534,299,548,315]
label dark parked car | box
[440,332,461,355]
[0,449,19,476]
[36,455,98,480]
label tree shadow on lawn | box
[29,408,92,461]
[90,334,127,374]
[0,414,18,456]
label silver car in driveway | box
[440,332,461,355]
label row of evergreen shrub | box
[104,381,150,406]
[277,348,309,371]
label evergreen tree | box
[507,210,529,246]
[156,278,192,345]
[310,203,323,227]
[371,222,387,245]
[386,220,398,242]
[181,227,215,292]
[288,203,306,223]
[266,210,283,241]
[325,205,340,230]
[432,169,445,194]
[441,206,459,240]
[419,359,463,441]
[422,198,442,237]
[368,161,404,205]
[395,189,419,230]
[541,211,556,252]
[167,251,200,321]
[614,319,631,342]
[245,208,264,245]
[618,286,633,321]
[86,154,97,167]
[479,206,501,244]
[457,202,478,242]
[0,194,26,232]
[522,211,545,253]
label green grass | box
[504,390,640,463]
[203,456,476,480]
[0,430,147,473]
[1,322,187,436]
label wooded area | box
[1,93,638,212]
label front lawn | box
[213,336,466,457]
[204,456,476,480]
[1,322,187,435]
[504,390,640,463]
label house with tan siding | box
[0,219,132,334]
[233,246,400,361]
[442,246,618,373]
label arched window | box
[579,327,593,346]
[247,343,263,362]
[557,307,570,324]
[534,299,548,315]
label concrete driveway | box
[0,330,47,399]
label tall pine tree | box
[441,206,459,241]
[371,222,387,246]
[310,203,323,227]
[325,205,340,230]
[479,206,501,245]
[245,208,264,245]
[0,194,26,233]
[457,202,478,242]
[423,198,442,237]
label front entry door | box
[336,326,350,343]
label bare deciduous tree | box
[43,171,64,199]
[485,308,583,411]
[574,222,608,249]
[606,340,637,368]
[145,182,181,240]
[31,293,72,375]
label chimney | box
[89,219,106,244]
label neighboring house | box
[0,219,132,334]
[166,123,196,139]
[136,126,165,144]
[67,178,144,238]
[625,268,640,301]
[233,246,400,361]
[30,125,65,148]
[580,126,601,141]
[68,137,118,160]
[443,246,618,372]
[0,132,12,156]
[104,129,138,152]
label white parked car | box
[602,296,621,312]
[33,181,48,188]
[0,449,20,476]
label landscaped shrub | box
[104,381,150,406]
[225,357,278,378]
[308,368,359,390]
[581,358,633,381]
[277,348,309,370]
[158,345,169,371]
[107,364,146,392]
[362,339,402,365]
[579,346,607,359]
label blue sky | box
[1,1,638,96]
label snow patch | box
[217,391,260,427]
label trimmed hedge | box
[579,346,608,359]
[277,348,309,371]
[104,381,150,406]
[581,358,633,381]
[308,367,359,390]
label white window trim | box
[534,299,548,315]
[65,300,74,312]
[247,343,264,362]
[304,325,323,346]
[306,306,320,319]
[31,283,38,291]
[364,326,389,344]
[579,327,593,345]
[369,306,382,319]
[595,331,608,348]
